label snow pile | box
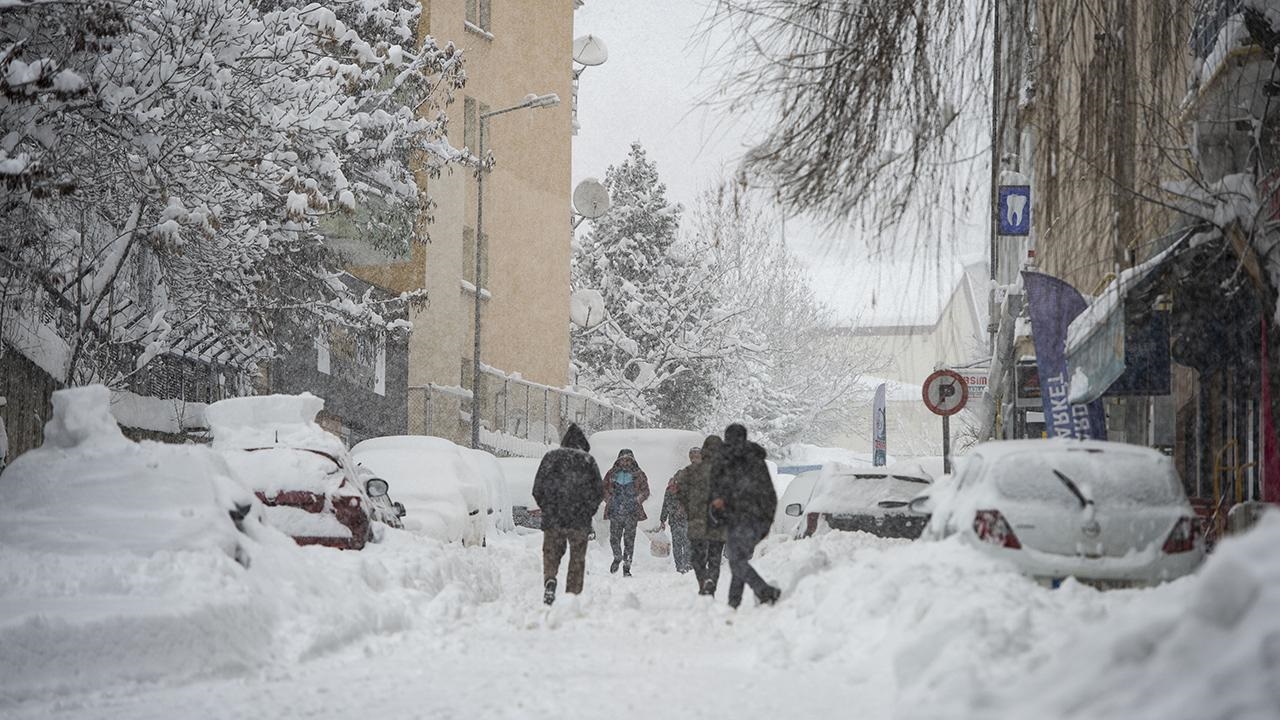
[40,384,129,451]
[206,392,340,453]
[777,442,878,468]
[983,511,1280,719]
[0,388,503,706]
[747,532,1181,718]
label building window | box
[462,226,489,289]
[463,97,491,154]
[465,0,491,34]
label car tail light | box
[805,512,821,537]
[1162,517,1198,554]
[973,510,1021,549]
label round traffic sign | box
[923,370,969,416]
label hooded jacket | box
[710,424,776,529]
[532,424,604,531]
[602,453,650,522]
[675,435,727,542]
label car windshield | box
[992,448,1185,508]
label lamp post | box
[471,92,560,449]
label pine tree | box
[571,143,732,427]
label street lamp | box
[471,92,560,449]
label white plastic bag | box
[646,527,672,557]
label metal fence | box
[408,368,647,455]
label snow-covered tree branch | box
[0,0,465,386]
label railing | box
[408,368,648,456]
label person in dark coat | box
[676,434,727,595]
[659,447,698,573]
[602,449,650,576]
[710,423,781,608]
[532,424,603,605]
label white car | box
[774,469,820,536]
[788,461,934,539]
[350,435,487,546]
[496,456,543,529]
[910,439,1205,586]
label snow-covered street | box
[11,517,1276,720]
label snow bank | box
[748,531,1182,719]
[0,389,504,706]
[983,511,1280,719]
[41,384,128,450]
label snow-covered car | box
[354,464,406,530]
[788,461,934,539]
[0,385,265,566]
[460,446,514,534]
[589,428,707,529]
[909,439,1205,586]
[496,456,543,529]
[207,393,378,551]
[350,435,487,546]
[773,469,821,536]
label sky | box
[570,1,991,328]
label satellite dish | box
[573,178,610,219]
[572,35,608,67]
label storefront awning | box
[1065,228,1210,404]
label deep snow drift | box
[5,512,1277,719]
[2,389,1276,718]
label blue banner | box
[872,383,887,466]
[1021,271,1107,440]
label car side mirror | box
[785,503,803,517]
[365,478,389,498]
[908,495,933,515]
[394,501,406,518]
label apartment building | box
[348,0,578,446]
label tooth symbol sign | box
[1006,193,1028,227]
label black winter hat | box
[724,424,748,445]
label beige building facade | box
[349,0,577,443]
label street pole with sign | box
[923,369,969,474]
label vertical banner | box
[872,383,887,466]
[1021,271,1107,440]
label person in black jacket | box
[709,423,781,608]
[532,424,604,605]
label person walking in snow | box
[709,424,781,608]
[602,448,650,576]
[659,447,697,574]
[677,435,727,596]
[533,424,604,605]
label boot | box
[700,578,715,596]
[623,563,632,577]
[610,558,621,574]
[758,585,781,605]
[543,578,556,606]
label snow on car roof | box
[206,393,346,456]
[968,438,1169,462]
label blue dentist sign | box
[997,185,1032,236]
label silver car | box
[910,439,1204,586]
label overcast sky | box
[570,1,988,327]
